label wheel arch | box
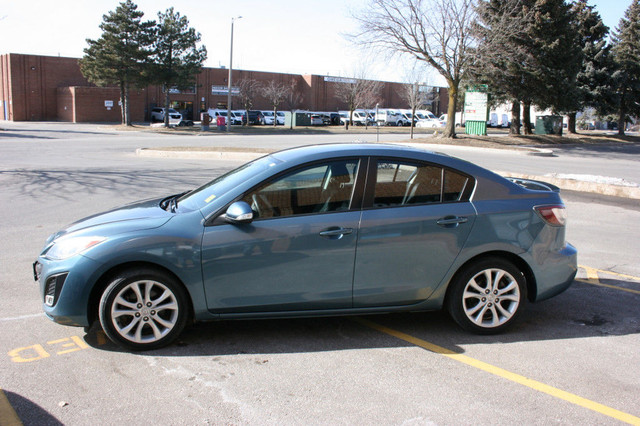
[444,251,537,306]
[87,261,195,326]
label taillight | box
[534,205,566,226]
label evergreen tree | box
[80,0,154,126]
[611,0,640,136]
[470,0,536,134]
[565,0,614,133]
[151,8,207,127]
[471,0,582,134]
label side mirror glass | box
[225,201,254,224]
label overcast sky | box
[0,0,631,85]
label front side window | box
[242,159,359,219]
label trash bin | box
[216,115,226,131]
[535,115,563,135]
[200,113,210,131]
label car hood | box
[48,198,172,243]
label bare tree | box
[335,76,382,128]
[400,65,438,138]
[283,78,304,129]
[352,0,475,138]
[261,81,289,126]
[400,82,438,138]
[236,78,262,126]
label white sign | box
[212,85,240,96]
[464,91,488,121]
[324,76,357,84]
[104,100,114,108]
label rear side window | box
[372,160,470,207]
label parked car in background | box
[339,110,372,126]
[439,112,465,127]
[33,143,577,350]
[242,110,264,125]
[416,110,445,128]
[150,107,182,126]
[207,109,230,125]
[309,114,324,125]
[229,111,243,125]
[376,109,404,126]
[261,111,277,125]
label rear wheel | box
[99,268,189,351]
[447,257,526,334]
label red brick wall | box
[2,53,448,122]
[57,86,147,123]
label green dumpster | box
[535,115,563,135]
[465,120,487,136]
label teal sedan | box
[34,144,577,350]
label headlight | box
[44,236,107,260]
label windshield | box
[263,111,274,116]
[176,155,280,211]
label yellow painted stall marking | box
[354,317,640,425]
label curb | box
[136,148,266,162]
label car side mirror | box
[224,201,254,224]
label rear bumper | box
[529,242,578,302]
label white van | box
[376,109,404,126]
[207,108,230,125]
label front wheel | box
[447,258,526,334]
[99,268,189,351]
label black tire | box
[447,257,526,334]
[99,268,189,351]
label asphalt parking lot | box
[1,123,639,425]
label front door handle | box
[319,227,353,239]
[436,216,468,227]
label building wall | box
[1,53,447,122]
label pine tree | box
[151,8,207,127]
[79,0,154,126]
[565,0,615,133]
[470,0,582,134]
[611,0,640,136]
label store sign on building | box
[324,76,357,84]
[104,100,113,110]
[212,85,240,96]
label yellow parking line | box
[0,388,22,426]
[578,265,640,283]
[354,317,640,425]
[575,279,640,295]
[576,265,640,295]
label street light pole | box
[376,103,379,142]
[227,16,242,133]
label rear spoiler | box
[506,177,560,193]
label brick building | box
[1,53,448,122]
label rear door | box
[353,158,476,307]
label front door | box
[202,159,362,313]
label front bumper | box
[33,255,102,327]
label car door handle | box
[319,227,353,239]
[436,216,468,227]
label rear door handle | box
[319,227,353,239]
[436,216,468,227]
